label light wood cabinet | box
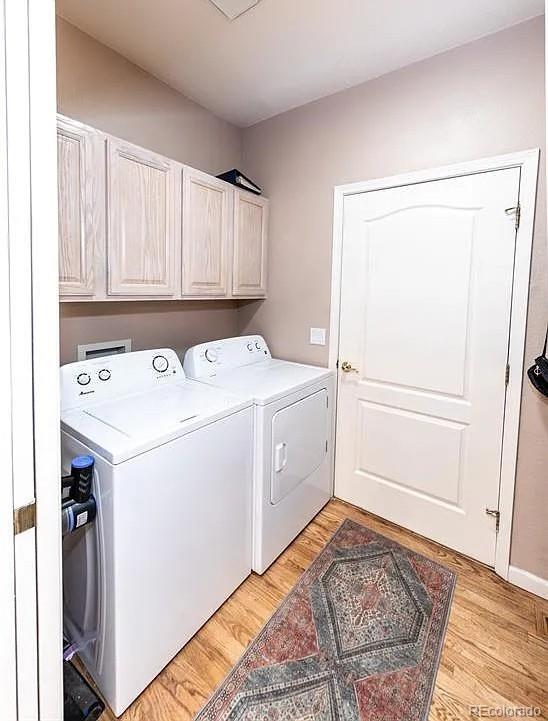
[57,118,104,297]
[106,138,180,297]
[57,115,268,302]
[232,191,269,297]
[182,167,232,296]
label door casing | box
[1,0,62,718]
[28,0,64,716]
[329,149,540,580]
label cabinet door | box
[232,191,268,297]
[182,167,232,296]
[57,118,103,296]
[107,139,179,296]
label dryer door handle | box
[274,442,288,473]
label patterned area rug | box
[196,518,456,721]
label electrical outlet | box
[310,328,326,346]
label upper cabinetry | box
[107,138,179,297]
[232,192,269,297]
[182,166,232,296]
[56,114,269,302]
[57,117,104,297]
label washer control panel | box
[184,336,271,378]
[152,354,169,373]
[61,348,183,411]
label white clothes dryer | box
[184,336,334,574]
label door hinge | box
[505,202,521,230]
[13,502,36,535]
[505,363,510,387]
[485,508,500,531]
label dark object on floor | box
[64,659,104,721]
[216,169,262,195]
[527,325,548,398]
[195,518,456,721]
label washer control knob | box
[98,369,111,382]
[152,355,169,373]
[246,342,254,351]
[255,341,262,350]
[77,372,91,386]
[204,348,218,363]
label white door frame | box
[329,149,540,580]
[0,0,17,714]
[29,0,64,716]
[1,0,62,718]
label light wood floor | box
[100,499,548,721]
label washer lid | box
[197,359,333,405]
[61,381,252,464]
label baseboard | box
[508,565,548,600]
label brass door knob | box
[341,361,359,374]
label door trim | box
[28,0,64,717]
[0,0,17,713]
[329,149,540,580]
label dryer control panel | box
[60,348,183,411]
[184,336,271,378]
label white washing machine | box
[61,349,253,716]
[184,336,334,574]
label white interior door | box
[335,168,521,566]
[0,1,17,713]
[4,0,39,717]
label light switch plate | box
[310,328,326,346]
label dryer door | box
[271,389,328,505]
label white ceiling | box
[56,0,544,127]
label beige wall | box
[239,18,548,580]
[56,18,242,174]
[56,18,244,363]
[59,301,240,366]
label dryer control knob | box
[246,342,254,351]
[77,372,91,386]
[255,341,262,350]
[152,355,169,373]
[98,369,111,382]
[205,348,218,363]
